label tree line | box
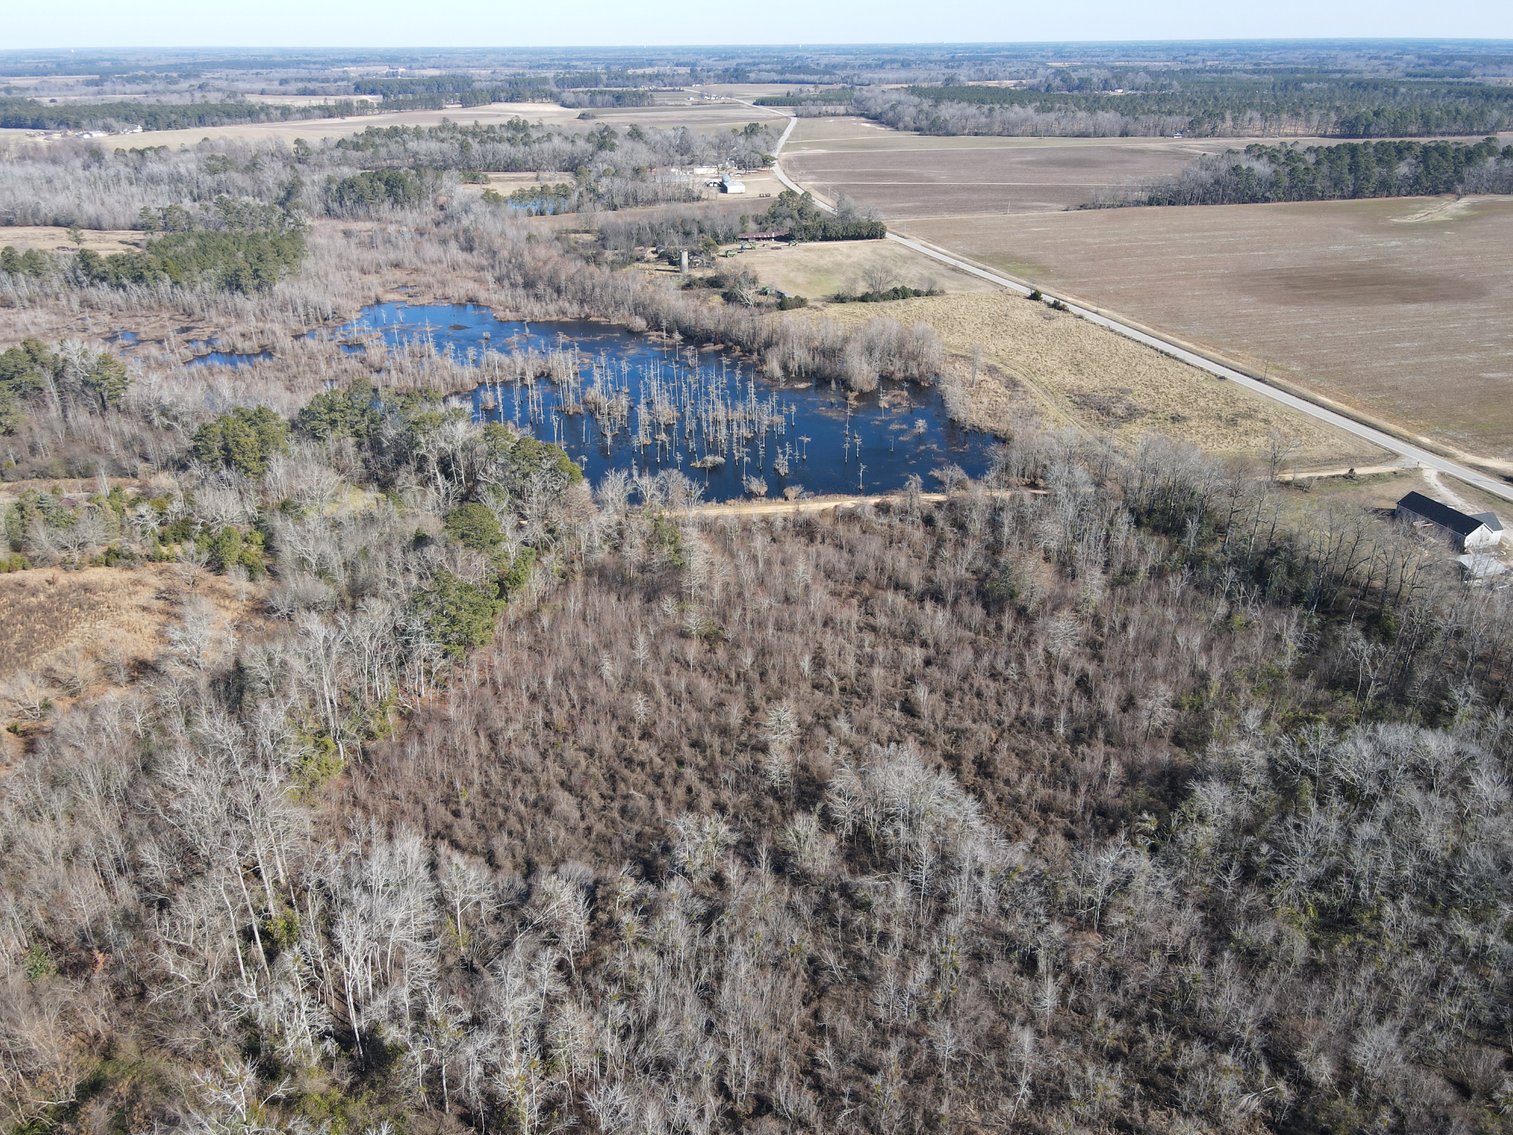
[758,188,888,241]
[850,75,1513,139]
[0,95,372,132]
[1103,137,1513,208]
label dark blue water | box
[328,302,996,501]
[187,350,274,369]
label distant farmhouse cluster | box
[1396,491,1506,580]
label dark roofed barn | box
[1395,491,1503,551]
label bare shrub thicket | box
[3,422,1511,1133]
[0,118,777,230]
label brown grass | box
[793,291,1385,463]
[904,197,1513,463]
[731,238,994,300]
[0,226,145,254]
[0,565,265,762]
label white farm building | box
[1395,491,1503,551]
[719,173,746,194]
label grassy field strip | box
[767,119,1513,505]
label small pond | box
[187,349,274,369]
[327,302,999,502]
[107,329,269,367]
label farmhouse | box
[1395,491,1504,550]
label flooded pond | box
[107,330,271,368]
[186,349,274,369]
[184,337,273,368]
[329,302,1000,501]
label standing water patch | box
[332,303,997,502]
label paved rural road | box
[750,105,1513,506]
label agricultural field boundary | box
[760,111,1513,505]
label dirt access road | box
[690,487,1042,520]
[691,490,950,519]
[744,102,1513,506]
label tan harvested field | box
[734,238,994,299]
[0,225,145,254]
[904,196,1513,463]
[584,102,786,133]
[793,291,1386,465]
[688,83,832,102]
[5,102,586,150]
[784,117,1250,216]
[784,117,1513,218]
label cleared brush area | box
[795,291,1386,464]
[0,226,146,254]
[905,196,1513,463]
[0,565,263,763]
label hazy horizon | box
[7,36,1513,52]
[6,0,1512,52]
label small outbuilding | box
[1395,491,1503,551]
[719,174,746,194]
[1458,552,1510,582]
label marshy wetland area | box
[3,37,1513,1135]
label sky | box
[4,0,1511,49]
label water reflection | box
[332,302,996,501]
